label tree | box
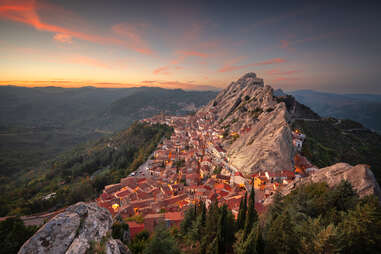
[111,221,130,243]
[237,192,247,230]
[265,211,297,254]
[216,205,228,254]
[338,196,381,254]
[243,187,257,240]
[234,223,264,254]
[143,223,180,254]
[128,230,150,254]
[0,217,38,254]
[180,204,196,235]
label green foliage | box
[292,118,381,183]
[143,223,180,254]
[181,202,235,254]
[0,122,172,216]
[236,192,247,230]
[112,222,129,243]
[128,230,150,254]
[263,181,381,254]
[243,187,257,240]
[0,217,38,254]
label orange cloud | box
[139,80,219,91]
[153,66,170,75]
[0,0,153,55]
[218,58,287,73]
[53,33,72,43]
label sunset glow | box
[1,0,380,92]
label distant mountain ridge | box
[0,86,217,177]
[288,89,381,132]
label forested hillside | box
[0,122,172,216]
[292,118,381,184]
[0,86,216,179]
[113,182,381,254]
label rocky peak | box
[18,202,131,254]
[199,72,295,175]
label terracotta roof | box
[164,212,183,221]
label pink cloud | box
[177,50,209,58]
[111,23,152,55]
[265,69,302,75]
[271,77,300,82]
[53,33,72,43]
[0,0,153,55]
[153,66,170,75]
[280,28,357,50]
[218,58,287,73]
[280,40,289,49]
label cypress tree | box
[216,205,228,254]
[243,187,257,240]
[237,192,248,230]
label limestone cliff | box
[18,202,131,254]
[199,72,295,175]
[267,163,381,205]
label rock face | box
[18,202,131,254]
[199,72,295,174]
[278,163,381,200]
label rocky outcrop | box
[18,202,131,254]
[199,72,295,175]
[276,163,381,202]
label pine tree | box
[265,210,297,254]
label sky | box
[0,0,380,93]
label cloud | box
[265,69,302,75]
[0,0,153,54]
[111,23,152,55]
[153,66,170,75]
[53,33,72,43]
[139,80,220,91]
[280,28,357,49]
[177,50,209,58]
[280,40,289,49]
[271,77,300,82]
[218,58,287,73]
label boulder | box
[18,202,130,254]
[270,163,381,204]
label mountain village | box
[97,111,318,238]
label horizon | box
[3,82,381,96]
[1,0,381,93]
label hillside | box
[289,89,381,132]
[0,86,216,178]
[0,122,172,216]
[292,118,381,183]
